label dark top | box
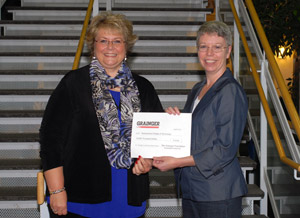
[39,65,163,205]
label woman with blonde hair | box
[40,12,162,218]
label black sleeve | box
[39,76,73,171]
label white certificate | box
[131,112,191,158]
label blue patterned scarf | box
[89,57,141,169]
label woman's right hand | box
[50,191,68,216]
[165,106,181,115]
[132,156,153,175]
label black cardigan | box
[39,65,163,205]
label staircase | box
[0,0,266,217]
[219,1,300,218]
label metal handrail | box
[246,0,300,170]
[245,0,300,157]
[229,0,300,172]
[72,0,94,70]
[37,171,44,205]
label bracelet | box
[49,187,66,195]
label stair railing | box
[72,0,94,69]
[222,0,300,216]
[245,0,300,143]
[244,0,300,171]
[229,0,300,172]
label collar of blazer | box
[191,68,234,114]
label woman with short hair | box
[153,21,248,218]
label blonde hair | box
[86,11,138,56]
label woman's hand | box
[44,167,67,215]
[50,191,68,215]
[153,156,196,172]
[165,106,181,115]
[153,156,178,172]
[132,156,153,175]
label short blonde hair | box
[86,11,138,56]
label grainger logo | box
[136,121,160,128]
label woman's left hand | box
[153,156,196,171]
[132,156,153,175]
[153,156,178,172]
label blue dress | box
[48,90,146,218]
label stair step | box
[0,187,36,201]
[8,6,212,12]
[0,69,68,75]
[150,186,177,199]
[149,184,264,200]
[0,56,202,71]
[0,89,191,95]
[1,27,200,37]
[0,52,198,57]
[0,133,39,142]
[0,184,265,212]
[0,200,38,208]
[272,184,300,197]
[0,159,41,170]
[245,184,264,199]
[0,95,187,110]
[0,74,64,88]
[242,216,268,218]
[0,110,44,117]
[0,169,39,187]
[0,142,39,148]
[149,169,175,187]
[268,166,300,185]
[0,142,40,160]
[0,187,265,218]
[0,74,203,90]
[238,156,257,169]
[281,215,300,218]
[0,202,39,218]
[21,0,206,8]
[0,35,197,40]
[0,20,215,37]
[0,117,41,133]
[0,39,197,53]
[0,69,204,75]
[0,90,53,95]
[7,7,211,21]
[0,20,205,25]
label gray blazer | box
[175,68,248,201]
